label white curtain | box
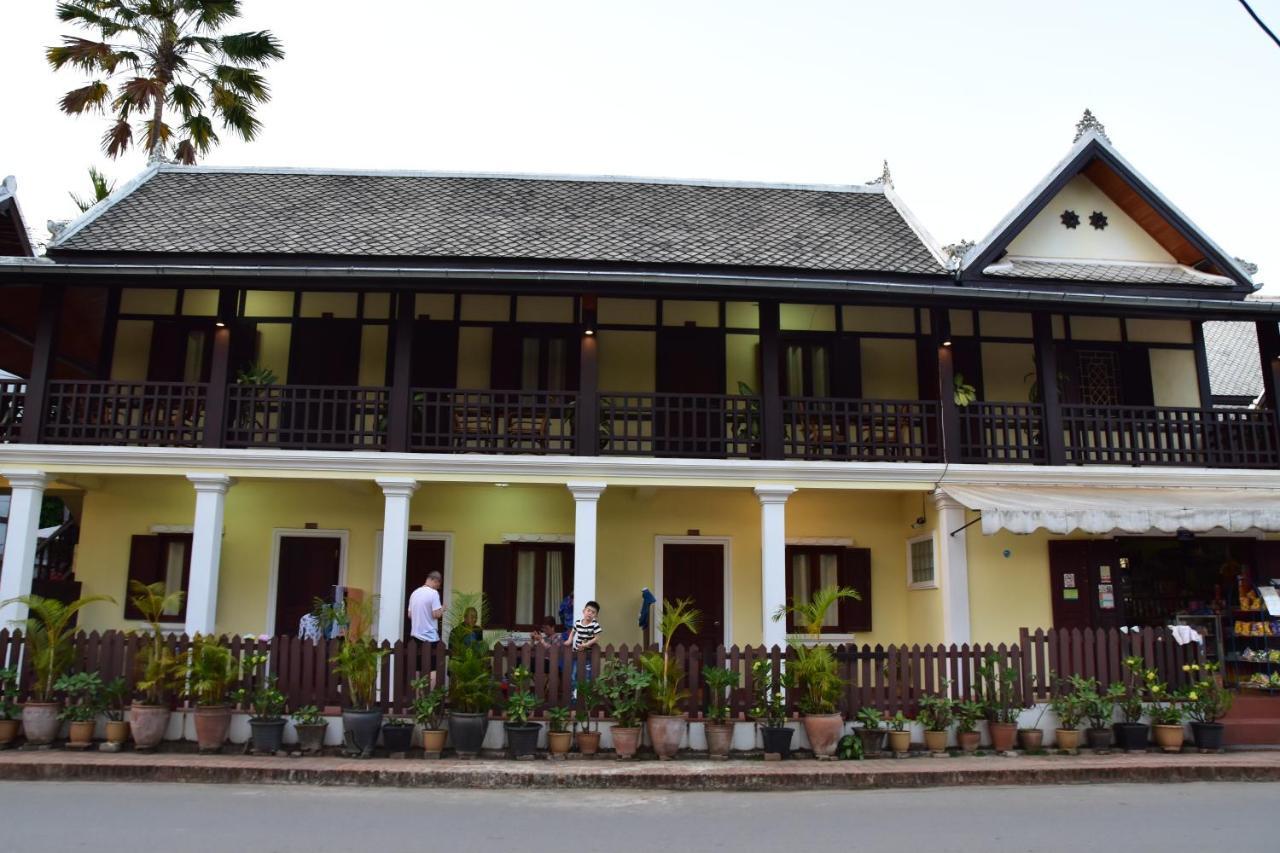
[819,553,839,628]
[163,541,185,616]
[515,549,536,625]
[544,550,563,623]
[790,553,809,608]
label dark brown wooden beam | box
[1191,321,1215,410]
[933,309,961,462]
[576,296,599,456]
[759,300,783,460]
[19,284,63,443]
[386,291,414,453]
[201,288,236,448]
[1033,312,1066,465]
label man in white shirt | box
[407,571,444,643]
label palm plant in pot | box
[853,707,886,756]
[503,665,541,759]
[1114,656,1154,751]
[129,581,184,750]
[953,701,984,752]
[916,687,954,753]
[187,635,236,753]
[702,665,740,758]
[235,652,287,754]
[55,672,104,747]
[546,705,572,756]
[2,592,112,745]
[326,596,390,758]
[772,584,860,758]
[1181,662,1231,751]
[749,658,793,758]
[640,597,701,760]
[573,676,602,755]
[598,659,651,759]
[1049,675,1088,750]
[976,651,1022,752]
[886,710,911,755]
[409,676,447,757]
[446,642,495,758]
[0,668,19,747]
[291,705,328,755]
[102,677,130,746]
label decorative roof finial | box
[1073,109,1110,144]
[866,159,893,189]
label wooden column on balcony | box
[932,309,961,462]
[1257,320,1280,456]
[387,291,415,453]
[1032,312,1066,465]
[759,300,783,459]
[202,288,236,448]
[576,296,599,456]
[1192,322,1215,410]
[19,283,63,444]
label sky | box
[1,0,1278,287]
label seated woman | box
[449,606,485,648]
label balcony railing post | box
[202,288,235,448]
[577,298,599,456]
[1257,320,1280,456]
[1032,313,1066,465]
[932,310,961,462]
[19,283,63,444]
[759,301,783,459]
[386,292,414,453]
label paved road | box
[2,780,1272,852]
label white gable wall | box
[1005,175,1175,263]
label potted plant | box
[1182,662,1232,750]
[0,668,19,747]
[640,597,701,760]
[409,676,447,756]
[446,640,495,758]
[1148,700,1184,752]
[917,685,954,753]
[954,701,984,752]
[326,597,390,758]
[128,581,184,750]
[235,652,287,754]
[503,665,540,759]
[292,705,328,755]
[702,664,740,759]
[749,658,793,758]
[547,705,572,756]
[381,716,415,754]
[772,584,861,757]
[102,677,130,746]
[854,706,886,755]
[1049,676,1087,750]
[2,592,112,745]
[573,676,602,755]
[1018,697,1049,751]
[886,710,911,755]
[1114,656,1153,751]
[186,635,235,753]
[1079,679,1121,750]
[598,659,651,759]
[976,651,1021,752]
[55,672,104,747]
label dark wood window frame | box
[124,532,192,622]
[482,542,574,631]
[783,545,872,634]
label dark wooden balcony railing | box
[408,389,576,454]
[42,380,207,447]
[958,401,1047,464]
[224,384,389,450]
[1062,404,1279,468]
[599,392,760,458]
[0,381,24,443]
[781,397,941,462]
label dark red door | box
[275,536,341,636]
[1049,540,1121,631]
[402,538,446,640]
[662,543,725,650]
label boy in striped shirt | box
[570,601,602,651]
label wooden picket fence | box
[0,626,1203,718]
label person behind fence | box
[533,614,563,673]
[569,600,602,691]
[407,571,444,684]
[451,606,484,648]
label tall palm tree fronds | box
[771,584,861,638]
[47,1,285,164]
[2,593,114,702]
[70,166,116,212]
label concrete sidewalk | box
[1,749,1278,791]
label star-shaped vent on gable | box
[1089,211,1108,230]
[1060,209,1080,229]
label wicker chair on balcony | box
[796,400,849,458]
[504,409,549,450]
[450,398,496,450]
[858,404,912,460]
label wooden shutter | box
[489,328,522,390]
[1119,346,1154,406]
[831,336,862,399]
[838,548,872,632]
[482,543,515,628]
[783,549,798,633]
[124,534,165,620]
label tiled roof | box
[983,256,1235,287]
[1204,320,1263,400]
[50,167,947,275]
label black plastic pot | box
[1113,722,1149,751]
[504,722,541,758]
[382,723,414,754]
[342,708,384,758]
[1190,721,1225,751]
[856,727,885,755]
[1084,727,1113,750]
[249,718,286,754]
[761,725,794,759]
[449,711,487,757]
[294,722,328,754]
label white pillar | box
[376,478,419,643]
[568,483,606,610]
[0,471,48,628]
[755,485,796,651]
[933,489,972,646]
[185,474,233,637]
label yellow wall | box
[1007,175,1175,263]
[457,327,492,387]
[110,320,151,380]
[599,331,655,392]
[663,300,719,327]
[844,306,915,334]
[725,335,760,393]
[1150,348,1201,406]
[861,338,917,398]
[981,342,1035,402]
[256,323,292,379]
[516,296,574,324]
[358,326,388,386]
[598,298,656,326]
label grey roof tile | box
[984,257,1234,287]
[52,168,946,275]
[1203,321,1262,399]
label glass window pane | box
[163,541,185,616]
[790,553,809,610]
[521,339,541,391]
[183,330,206,383]
[785,345,804,396]
[547,338,567,392]
[811,345,830,397]
[911,539,934,586]
[515,549,536,625]
[819,553,839,627]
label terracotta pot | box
[0,718,19,746]
[129,703,170,750]
[193,705,231,753]
[988,721,1017,752]
[957,730,980,752]
[105,720,130,745]
[21,702,61,745]
[802,713,844,757]
[576,730,601,755]
[923,729,949,752]
[646,714,686,760]
[420,728,447,754]
[547,731,572,755]
[704,722,734,758]
[1084,727,1113,750]
[611,726,641,758]
[1152,724,1184,753]
[1056,729,1081,750]
[1017,728,1044,751]
[67,720,96,746]
[295,722,328,754]
[1190,721,1225,751]
[887,730,911,754]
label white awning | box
[941,484,1280,535]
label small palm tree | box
[70,166,115,212]
[773,584,861,639]
[771,585,860,716]
[47,1,285,164]
[1,594,114,702]
[641,598,701,716]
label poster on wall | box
[1260,585,1280,617]
[1063,573,1076,589]
[1099,565,1112,582]
[1098,584,1115,610]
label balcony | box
[4,379,1278,469]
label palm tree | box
[70,166,116,212]
[47,1,285,164]
[1,594,114,702]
